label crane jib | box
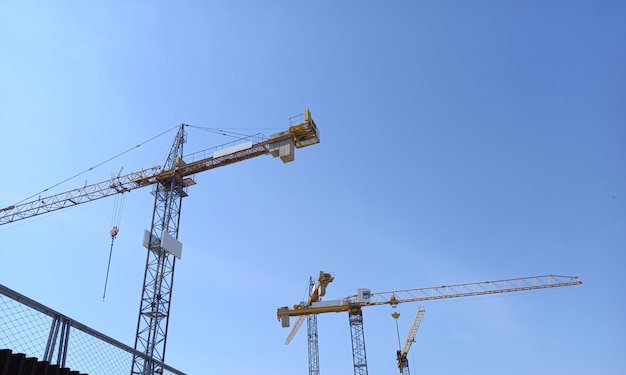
[0,109,320,226]
[276,275,582,319]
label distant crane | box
[277,274,582,375]
[1,110,320,375]
[283,271,335,375]
[392,305,425,375]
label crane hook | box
[103,226,119,301]
[110,225,119,239]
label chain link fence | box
[0,284,185,375]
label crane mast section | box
[277,275,582,318]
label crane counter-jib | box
[138,129,313,185]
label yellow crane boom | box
[396,305,425,375]
[285,271,334,344]
[0,109,319,226]
[278,274,581,319]
[401,306,424,358]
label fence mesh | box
[0,284,185,375]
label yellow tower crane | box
[0,109,319,226]
[0,110,320,375]
[392,305,425,375]
[277,274,582,375]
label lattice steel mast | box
[131,123,187,375]
[348,309,367,375]
[307,277,320,375]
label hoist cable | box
[102,187,125,301]
[12,126,178,206]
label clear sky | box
[1,1,624,374]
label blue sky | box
[1,1,624,374]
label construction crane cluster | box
[1,108,584,375]
[277,272,582,375]
[0,110,320,375]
